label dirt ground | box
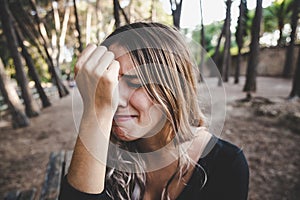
[0,77,300,200]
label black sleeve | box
[58,176,111,200]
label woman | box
[59,22,249,200]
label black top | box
[59,137,249,200]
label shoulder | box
[197,137,249,199]
[200,136,246,167]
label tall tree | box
[282,0,300,78]
[0,58,29,128]
[289,47,300,98]
[221,0,232,83]
[73,0,83,53]
[0,0,40,117]
[113,0,121,28]
[29,0,69,98]
[212,24,225,71]
[234,0,247,84]
[169,0,183,29]
[199,0,205,81]
[113,0,130,29]
[243,0,263,99]
[13,20,51,108]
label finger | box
[75,44,97,76]
[94,51,115,77]
[84,46,108,73]
[104,60,120,79]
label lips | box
[113,115,138,123]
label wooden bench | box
[4,150,73,200]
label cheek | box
[129,90,153,113]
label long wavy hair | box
[101,22,206,200]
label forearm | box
[67,108,113,194]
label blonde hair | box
[102,22,206,200]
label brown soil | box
[0,77,300,200]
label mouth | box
[113,115,138,123]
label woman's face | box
[110,47,166,142]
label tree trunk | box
[113,0,121,28]
[73,0,83,53]
[289,46,300,98]
[282,0,300,78]
[13,20,51,108]
[199,0,205,82]
[52,1,61,68]
[0,58,29,128]
[221,0,232,83]
[0,0,40,117]
[243,0,262,99]
[169,0,183,29]
[234,0,247,84]
[277,1,285,47]
[212,23,225,66]
[117,0,130,24]
[59,1,71,64]
[29,0,69,98]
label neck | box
[136,123,174,153]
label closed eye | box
[122,74,143,89]
[126,79,143,88]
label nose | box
[118,79,129,108]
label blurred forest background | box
[0,0,300,199]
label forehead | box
[108,44,135,75]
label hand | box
[75,44,120,117]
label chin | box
[112,126,138,142]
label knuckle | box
[105,51,115,60]
[98,45,107,52]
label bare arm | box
[66,44,119,194]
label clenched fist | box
[75,44,120,117]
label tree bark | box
[169,0,183,29]
[243,0,263,99]
[113,0,121,28]
[0,58,29,128]
[29,0,69,98]
[277,1,285,47]
[221,0,232,83]
[13,20,52,108]
[234,0,247,84]
[289,46,300,98]
[282,0,300,78]
[73,0,83,53]
[0,0,40,117]
[199,0,205,81]
[212,23,225,67]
